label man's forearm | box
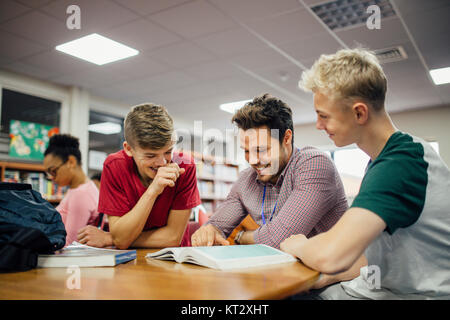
[110,189,158,249]
[131,226,183,248]
[312,255,367,289]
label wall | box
[294,105,450,166]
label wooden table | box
[0,249,319,300]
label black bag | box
[0,182,67,272]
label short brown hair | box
[231,93,294,145]
[124,103,174,149]
[299,48,387,111]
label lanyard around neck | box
[261,185,277,225]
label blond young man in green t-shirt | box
[281,48,450,299]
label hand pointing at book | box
[191,224,230,246]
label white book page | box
[146,247,184,262]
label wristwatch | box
[234,230,245,244]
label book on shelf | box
[37,242,137,267]
[3,169,67,201]
[214,164,238,181]
[198,180,214,197]
[214,181,232,198]
[146,244,297,270]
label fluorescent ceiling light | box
[429,67,450,85]
[88,122,122,135]
[219,99,252,114]
[55,33,139,65]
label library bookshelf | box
[0,161,65,204]
[184,151,240,216]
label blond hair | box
[124,103,174,149]
[299,48,387,110]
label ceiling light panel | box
[219,99,252,114]
[55,33,139,65]
[88,122,122,135]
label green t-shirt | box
[351,131,428,234]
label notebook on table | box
[37,242,136,267]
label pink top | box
[56,180,99,246]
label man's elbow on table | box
[310,248,357,275]
[111,233,133,250]
[163,233,184,248]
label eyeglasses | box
[45,162,66,179]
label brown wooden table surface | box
[0,249,319,300]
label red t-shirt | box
[98,150,201,246]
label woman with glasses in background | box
[43,134,100,246]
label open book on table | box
[37,242,137,267]
[146,244,297,270]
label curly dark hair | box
[231,93,294,145]
[44,134,82,165]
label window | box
[332,148,370,205]
[429,141,439,154]
[88,111,124,176]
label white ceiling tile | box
[49,66,133,89]
[386,86,443,112]
[390,0,449,16]
[20,49,93,74]
[0,30,46,60]
[15,0,53,8]
[105,70,197,98]
[209,0,302,21]
[40,0,139,33]
[149,0,236,39]
[0,0,447,129]
[0,11,70,46]
[397,5,450,70]
[229,49,295,72]
[103,18,181,53]
[146,41,216,68]
[335,17,410,50]
[113,0,192,15]
[279,32,344,62]
[182,60,243,81]
[434,85,450,104]
[104,54,171,79]
[2,60,59,80]
[0,0,31,23]
[194,27,268,58]
[246,8,326,46]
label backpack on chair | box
[0,182,66,272]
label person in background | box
[90,172,101,190]
[191,94,349,254]
[77,103,201,249]
[280,48,450,299]
[43,134,100,246]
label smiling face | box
[313,91,359,147]
[124,140,175,184]
[239,126,292,184]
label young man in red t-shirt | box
[77,103,200,249]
